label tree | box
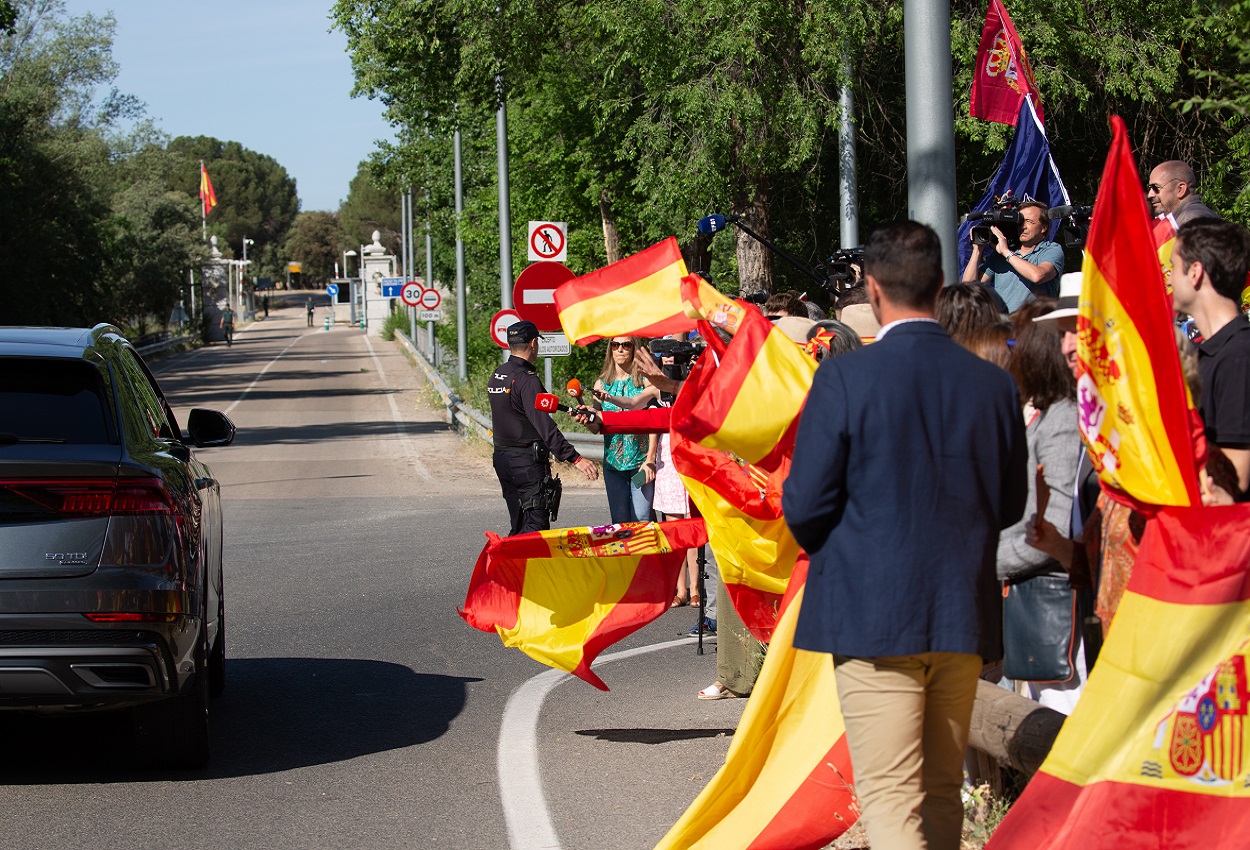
[283,211,348,285]
[338,161,401,254]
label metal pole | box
[454,127,469,382]
[426,190,437,368]
[904,0,959,285]
[496,74,513,310]
[838,58,860,249]
[544,357,552,389]
[405,188,417,345]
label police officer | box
[489,321,598,535]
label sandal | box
[670,594,689,608]
[689,593,702,607]
[697,682,739,701]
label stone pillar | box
[360,230,396,337]
[202,236,230,343]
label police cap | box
[508,320,540,344]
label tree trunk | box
[967,680,1066,777]
[733,186,774,295]
[683,231,713,280]
[599,188,622,265]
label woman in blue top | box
[592,336,658,524]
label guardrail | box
[136,334,191,357]
[395,330,604,463]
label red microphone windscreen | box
[535,393,559,412]
[566,378,583,398]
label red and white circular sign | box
[490,309,522,348]
[513,262,574,332]
[419,287,441,310]
[401,281,423,306]
[529,223,566,261]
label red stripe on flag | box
[459,531,526,632]
[673,307,772,446]
[554,237,683,303]
[746,734,856,850]
[1123,504,1250,605]
[989,773,1250,848]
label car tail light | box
[83,612,180,623]
[0,478,173,517]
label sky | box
[61,0,396,212]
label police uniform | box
[488,322,583,535]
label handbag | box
[1002,573,1078,683]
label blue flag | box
[958,96,1070,274]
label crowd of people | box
[484,157,1250,850]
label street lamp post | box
[343,249,358,323]
[241,237,254,314]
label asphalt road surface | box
[0,306,748,850]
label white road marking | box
[222,333,305,417]
[498,637,704,850]
[362,333,434,481]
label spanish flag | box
[554,237,695,346]
[459,519,707,690]
[654,560,858,850]
[1076,116,1202,508]
[986,504,1250,849]
[199,162,218,217]
[671,278,817,471]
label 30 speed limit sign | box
[401,281,423,306]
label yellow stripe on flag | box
[709,331,815,465]
[557,258,688,345]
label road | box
[0,307,745,850]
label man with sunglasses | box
[1147,160,1220,226]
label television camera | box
[966,197,1026,251]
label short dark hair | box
[1174,219,1250,304]
[863,220,943,309]
[1019,200,1051,229]
[1010,299,1075,410]
[936,283,1004,347]
[764,290,805,317]
[834,284,868,312]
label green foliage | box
[282,211,348,284]
[339,161,402,254]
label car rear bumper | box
[0,615,197,711]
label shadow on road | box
[574,727,737,744]
[0,658,477,783]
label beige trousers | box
[834,652,981,850]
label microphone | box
[696,213,742,235]
[1047,204,1093,219]
[535,393,597,422]
[566,378,584,400]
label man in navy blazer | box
[783,221,1027,850]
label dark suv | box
[0,324,234,768]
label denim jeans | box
[602,465,655,524]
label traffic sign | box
[419,309,442,322]
[326,283,339,297]
[513,262,575,332]
[528,221,568,262]
[490,309,522,348]
[419,287,442,310]
[382,282,403,298]
[538,332,571,357]
[401,281,423,306]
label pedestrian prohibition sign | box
[401,281,423,306]
[528,221,567,263]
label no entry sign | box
[490,309,522,348]
[419,287,441,310]
[528,222,567,263]
[512,262,574,332]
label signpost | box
[401,281,423,306]
[325,283,338,325]
[527,221,568,263]
[419,310,443,322]
[419,287,442,310]
[489,308,522,349]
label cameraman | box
[962,200,1064,313]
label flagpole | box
[200,160,207,241]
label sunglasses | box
[1147,178,1180,193]
[609,341,634,350]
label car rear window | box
[0,359,115,444]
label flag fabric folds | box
[459,518,707,690]
[653,561,858,850]
[957,96,1070,273]
[553,237,696,346]
[986,504,1250,849]
[970,0,1044,126]
[1076,115,1202,508]
[199,162,217,217]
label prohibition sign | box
[401,281,423,306]
[419,287,441,310]
[529,223,566,261]
[490,309,522,348]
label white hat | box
[773,315,817,344]
[1033,272,1081,323]
[839,303,881,340]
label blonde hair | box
[597,337,646,388]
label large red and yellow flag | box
[654,560,858,850]
[1076,115,1202,508]
[459,519,707,690]
[987,503,1250,849]
[553,237,695,345]
[199,162,218,217]
[970,0,1044,126]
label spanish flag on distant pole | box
[199,161,217,240]
[1075,115,1202,508]
[554,237,695,345]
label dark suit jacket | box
[783,321,1028,661]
